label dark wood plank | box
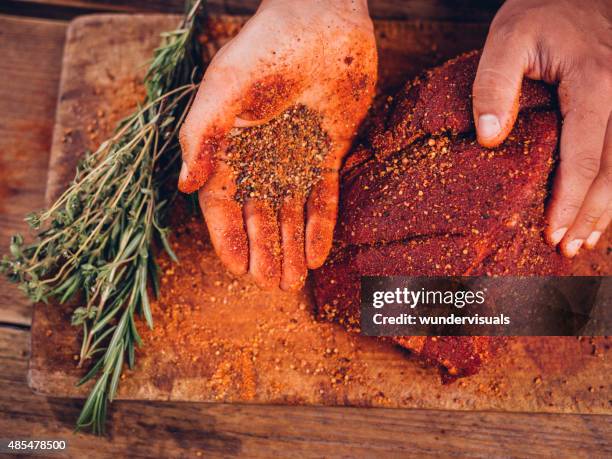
[3,327,612,457]
[5,0,503,21]
[0,2,103,20]
[0,15,67,326]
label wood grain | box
[0,15,67,326]
[3,327,612,458]
[29,14,612,417]
[5,0,504,21]
[0,11,609,458]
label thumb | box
[179,68,240,194]
[178,56,250,193]
[179,56,297,193]
[473,31,529,148]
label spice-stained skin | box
[472,0,612,257]
[313,52,571,379]
[225,105,331,206]
[179,0,377,289]
[224,104,331,289]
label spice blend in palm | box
[226,104,331,208]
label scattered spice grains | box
[225,104,332,208]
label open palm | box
[179,0,377,289]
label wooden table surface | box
[0,2,610,458]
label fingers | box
[201,177,307,290]
[279,195,307,291]
[545,79,610,253]
[198,163,249,275]
[305,170,340,269]
[243,199,282,289]
[585,209,611,250]
[305,138,351,269]
[553,111,612,256]
[472,25,529,148]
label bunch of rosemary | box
[1,0,205,434]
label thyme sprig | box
[1,0,205,434]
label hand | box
[472,0,611,258]
[179,0,377,289]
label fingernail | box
[585,231,602,249]
[565,239,583,258]
[179,162,189,183]
[549,227,567,246]
[477,114,501,140]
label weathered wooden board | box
[4,328,611,457]
[29,14,611,415]
[0,15,67,326]
[3,0,504,22]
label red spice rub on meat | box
[312,51,570,380]
[368,50,554,160]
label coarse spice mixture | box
[225,104,332,208]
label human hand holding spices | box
[179,0,376,290]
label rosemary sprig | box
[1,0,205,434]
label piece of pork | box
[312,51,570,380]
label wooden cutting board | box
[29,14,611,414]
